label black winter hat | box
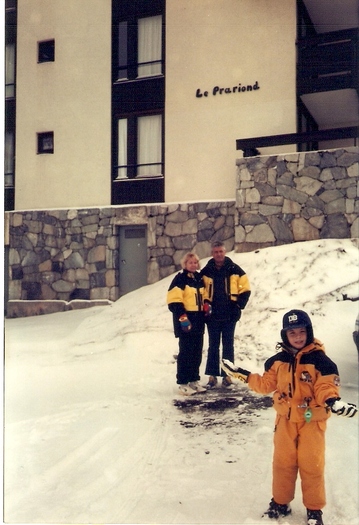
[281,309,314,347]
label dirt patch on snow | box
[173,386,272,429]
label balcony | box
[297,28,358,96]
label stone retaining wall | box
[5,147,358,311]
[235,147,358,252]
[6,201,235,303]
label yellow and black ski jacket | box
[248,339,341,422]
[200,256,251,321]
[167,269,205,337]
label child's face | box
[286,327,307,350]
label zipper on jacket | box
[288,362,293,398]
[288,357,296,397]
[193,274,203,310]
[196,288,202,310]
[292,355,297,391]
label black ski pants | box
[176,330,204,385]
[205,318,236,377]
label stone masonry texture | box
[5,147,358,307]
[235,147,358,252]
[6,202,235,302]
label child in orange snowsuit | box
[221,309,357,525]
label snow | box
[4,238,359,525]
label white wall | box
[165,0,297,202]
[15,0,112,210]
[14,0,297,210]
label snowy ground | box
[4,238,359,525]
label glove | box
[326,398,357,418]
[221,359,250,383]
[203,302,212,317]
[179,314,192,332]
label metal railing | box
[236,126,358,157]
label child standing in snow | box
[167,253,207,396]
[221,309,357,525]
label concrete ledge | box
[67,299,112,310]
[6,299,111,318]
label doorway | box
[119,225,148,295]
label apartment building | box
[4,0,358,308]
[5,0,357,211]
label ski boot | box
[262,498,291,519]
[307,509,324,525]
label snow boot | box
[178,384,197,396]
[222,375,232,388]
[307,509,324,525]
[188,381,206,393]
[206,376,218,389]
[262,498,291,519]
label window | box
[5,43,15,98]
[5,131,15,186]
[37,132,54,154]
[5,0,17,211]
[38,39,55,63]
[112,0,165,204]
[117,15,163,81]
[116,114,163,179]
[138,16,162,78]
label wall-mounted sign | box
[196,81,260,98]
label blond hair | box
[180,252,201,269]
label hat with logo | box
[281,309,313,347]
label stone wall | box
[5,147,359,310]
[147,201,235,282]
[235,147,359,252]
[6,201,235,303]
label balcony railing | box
[297,28,359,95]
[236,126,358,157]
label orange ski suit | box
[247,338,340,510]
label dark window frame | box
[37,131,54,154]
[5,42,16,98]
[5,0,17,211]
[4,128,15,187]
[38,39,55,63]
[115,14,164,82]
[114,110,164,180]
[112,0,165,84]
[111,0,165,205]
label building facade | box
[4,0,359,311]
[5,0,358,211]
